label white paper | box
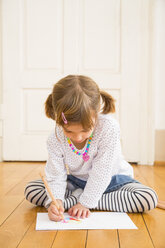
[36,212,137,230]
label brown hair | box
[45,75,115,129]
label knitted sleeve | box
[44,131,67,207]
[78,119,121,208]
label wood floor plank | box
[0,162,44,196]
[0,201,41,248]
[0,164,44,225]
[142,208,165,248]
[0,196,24,226]
[134,165,165,199]
[52,230,87,248]
[6,163,44,197]
[134,164,165,248]
[86,230,119,248]
[17,209,57,248]
[118,213,154,248]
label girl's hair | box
[45,75,115,129]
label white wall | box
[0,0,2,161]
[154,0,165,161]
[154,0,165,130]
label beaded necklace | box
[67,133,93,162]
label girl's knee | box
[24,180,46,206]
[24,181,38,196]
[149,188,158,209]
[135,187,158,211]
[24,181,33,198]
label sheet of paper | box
[36,212,137,230]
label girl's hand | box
[48,199,64,222]
[68,202,91,219]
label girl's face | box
[62,121,95,144]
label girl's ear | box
[45,94,55,120]
[100,90,116,114]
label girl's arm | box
[44,131,67,208]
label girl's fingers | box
[57,200,64,211]
[48,210,62,222]
[68,205,90,219]
[86,210,91,218]
[59,205,64,214]
[72,208,78,217]
[81,210,87,219]
[52,215,62,222]
[50,205,60,215]
[47,202,64,222]
[68,207,73,216]
[49,214,59,222]
[76,209,83,219]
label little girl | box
[24,75,158,222]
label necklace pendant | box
[83,153,90,162]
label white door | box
[2,0,154,164]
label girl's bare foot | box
[157,200,165,210]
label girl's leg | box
[94,183,158,212]
[25,180,158,212]
[64,183,158,212]
[24,179,78,209]
[24,180,48,206]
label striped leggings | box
[24,180,158,212]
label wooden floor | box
[0,162,165,248]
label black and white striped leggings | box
[24,180,158,212]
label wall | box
[0,0,2,161]
[154,0,165,161]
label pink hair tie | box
[62,112,67,124]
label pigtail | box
[45,94,55,120]
[100,90,116,114]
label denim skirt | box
[67,174,140,193]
